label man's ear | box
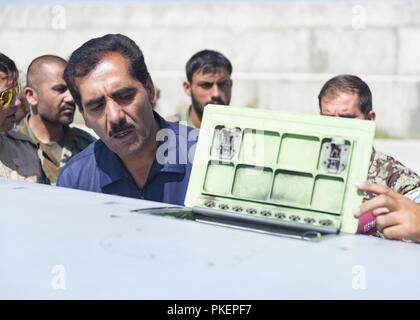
[150,88,160,109]
[183,80,192,97]
[145,77,156,105]
[367,110,376,121]
[24,86,38,111]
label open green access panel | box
[185,105,375,237]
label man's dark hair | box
[318,74,372,117]
[0,52,19,85]
[64,34,150,110]
[186,49,232,82]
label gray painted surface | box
[0,178,419,299]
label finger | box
[355,207,390,219]
[376,211,401,232]
[355,194,397,217]
[382,225,406,240]
[356,182,398,199]
[372,207,391,216]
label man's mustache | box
[59,103,75,113]
[108,122,135,137]
[205,98,227,106]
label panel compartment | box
[311,175,345,214]
[203,163,235,195]
[239,128,280,166]
[271,170,313,206]
[232,165,273,200]
[278,134,320,171]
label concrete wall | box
[2,0,420,137]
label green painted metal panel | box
[186,105,376,234]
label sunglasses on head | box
[0,84,21,110]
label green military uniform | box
[16,114,96,185]
[0,130,46,183]
[366,148,420,199]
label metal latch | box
[212,127,241,160]
[321,139,349,174]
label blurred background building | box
[1,0,420,141]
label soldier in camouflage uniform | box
[318,74,420,197]
[16,55,95,184]
[1,52,46,183]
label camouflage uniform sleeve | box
[367,149,420,196]
[365,149,420,239]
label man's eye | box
[115,93,135,104]
[54,86,67,94]
[86,102,104,112]
[199,83,212,90]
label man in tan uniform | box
[0,52,45,183]
[17,55,95,184]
